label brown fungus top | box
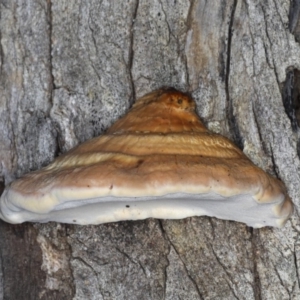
[0,88,293,227]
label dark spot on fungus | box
[126,205,130,208]
[73,220,76,222]
[135,159,144,168]
[109,185,113,190]
[177,99,183,104]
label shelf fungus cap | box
[0,88,293,227]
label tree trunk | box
[1,0,300,299]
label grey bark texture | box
[0,0,300,299]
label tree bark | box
[1,0,300,299]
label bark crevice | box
[250,229,262,300]
[159,220,204,300]
[289,0,300,42]
[225,0,243,149]
[128,0,139,106]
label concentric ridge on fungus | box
[0,88,294,227]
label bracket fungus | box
[0,88,293,228]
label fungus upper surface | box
[0,88,293,227]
